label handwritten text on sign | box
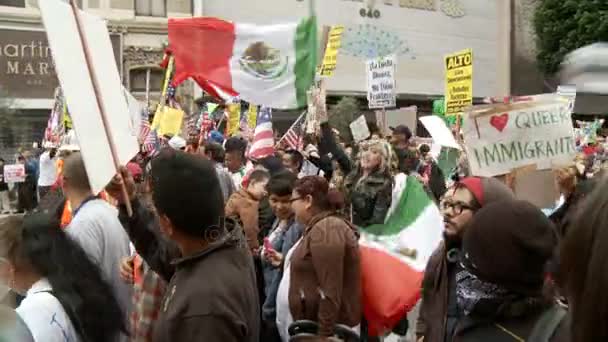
[367,55,396,109]
[445,48,473,116]
[3,164,25,183]
[463,101,575,177]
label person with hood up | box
[449,200,568,341]
[417,177,515,342]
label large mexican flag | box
[168,16,317,109]
[360,174,444,336]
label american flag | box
[142,129,160,155]
[282,112,306,150]
[139,107,152,144]
[248,106,275,160]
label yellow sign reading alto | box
[444,48,473,116]
[319,25,344,77]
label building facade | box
[0,0,196,159]
[0,0,512,157]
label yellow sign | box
[227,103,241,136]
[152,106,185,136]
[247,104,258,130]
[444,48,473,116]
[319,25,344,77]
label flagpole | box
[68,0,133,216]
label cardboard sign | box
[319,25,344,77]
[40,0,138,194]
[367,55,396,109]
[445,48,473,116]
[377,106,417,136]
[463,96,576,177]
[4,164,25,183]
[350,115,371,142]
[419,115,461,150]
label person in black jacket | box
[107,149,260,342]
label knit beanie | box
[462,200,557,294]
[459,177,515,207]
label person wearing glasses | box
[275,176,360,341]
[416,177,515,342]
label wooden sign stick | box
[69,0,133,216]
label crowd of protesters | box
[0,106,608,342]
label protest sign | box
[419,115,461,150]
[3,164,25,183]
[247,104,258,130]
[40,0,138,195]
[557,84,577,111]
[319,25,344,77]
[123,87,142,138]
[350,115,371,142]
[445,49,473,116]
[377,106,417,136]
[462,95,576,177]
[367,55,396,109]
[227,103,241,136]
[153,106,184,136]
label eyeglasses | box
[439,200,475,215]
[289,197,304,203]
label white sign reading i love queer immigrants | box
[463,98,576,177]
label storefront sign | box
[0,29,122,99]
[444,48,473,116]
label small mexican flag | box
[168,16,317,109]
[360,174,444,336]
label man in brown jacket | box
[109,149,260,342]
[417,177,514,342]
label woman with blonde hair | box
[343,139,394,227]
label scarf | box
[456,268,546,318]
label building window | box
[135,0,166,17]
[129,67,163,93]
[0,0,25,7]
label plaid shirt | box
[130,254,167,342]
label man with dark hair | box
[61,152,131,318]
[204,142,235,202]
[109,149,259,342]
[281,150,304,175]
[390,125,412,149]
[224,137,248,190]
[260,171,303,341]
[417,177,515,342]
